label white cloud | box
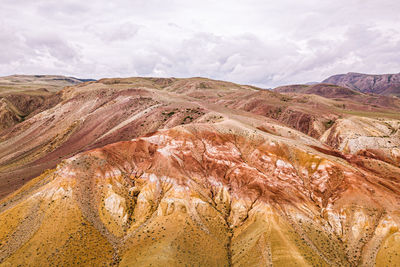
[1,0,400,87]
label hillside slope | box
[0,76,400,266]
[275,83,361,98]
[2,77,400,198]
[1,123,399,266]
[0,75,92,132]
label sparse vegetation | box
[1,76,399,266]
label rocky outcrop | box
[320,116,400,166]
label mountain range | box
[0,74,399,266]
[323,72,400,97]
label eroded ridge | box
[1,123,399,266]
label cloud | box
[85,22,141,43]
[0,0,400,86]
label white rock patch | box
[105,191,126,223]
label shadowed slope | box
[0,75,92,132]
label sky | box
[1,0,400,88]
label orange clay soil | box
[2,77,399,199]
[1,122,400,266]
[0,77,400,266]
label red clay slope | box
[1,123,399,266]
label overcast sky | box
[1,0,400,87]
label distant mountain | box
[323,72,400,96]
